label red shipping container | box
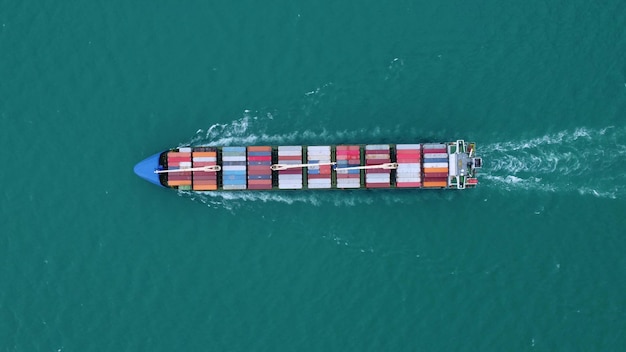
[168,175,192,181]
[318,166,331,174]
[168,152,191,157]
[193,175,217,181]
[248,184,273,190]
[396,151,421,157]
[248,179,272,185]
[279,169,302,175]
[365,150,389,155]
[366,168,390,174]
[167,157,192,162]
[248,156,271,162]
[366,159,390,165]
[423,177,448,183]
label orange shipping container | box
[424,167,448,173]
[193,184,218,191]
[192,152,217,157]
[168,180,192,186]
[423,181,447,187]
[248,146,272,152]
[168,152,191,157]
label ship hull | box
[134,141,482,191]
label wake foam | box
[179,189,457,211]
[481,126,626,199]
[182,112,447,148]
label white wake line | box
[480,175,622,199]
[483,126,624,153]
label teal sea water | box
[2,0,625,350]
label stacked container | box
[192,147,217,191]
[422,143,449,188]
[395,144,422,188]
[222,146,247,190]
[247,146,272,190]
[365,145,391,188]
[277,146,303,189]
[335,145,361,188]
[166,148,192,188]
[307,146,332,189]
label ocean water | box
[1,0,625,351]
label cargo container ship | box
[134,140,482,190]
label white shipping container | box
[278,146,302,152]
[193,157,216,162]
[308,183,331,189]
[396,172,421,178]
[336,183,360,188]
[178,147,192,153]
[278,183,303,189]
[279,159,302,164]
[308,178,331,184]
[397,175,421,181]
[366,175,390,182]
[424,153,448,159]
[308,153,330,159]
[307,146,331,153]
[422,144,446,149]
[223,165,247,171]
[365,144,389,150]
[423,162,448,168]
[397,170,421,175]
[278,150,302,157]
[179,161,192,168]
[278,174,302,180]
[222,156,246,162]
[448,154,457,175]
[398,162,420,166]
[395,144,421,150]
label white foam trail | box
[178,188,458,210]
[183,111,448,147]
[481,126,625,199]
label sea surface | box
[1,1,625,351]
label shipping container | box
[423,163,448,168]
[423,167,449,173]
[396,182,422,188]
[396,144,421,150]
[423,177,448,183]
[422,144,446,150]
[423,181,448,187]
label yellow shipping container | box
[423,181,447,187]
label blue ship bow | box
[134,152,165,187]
